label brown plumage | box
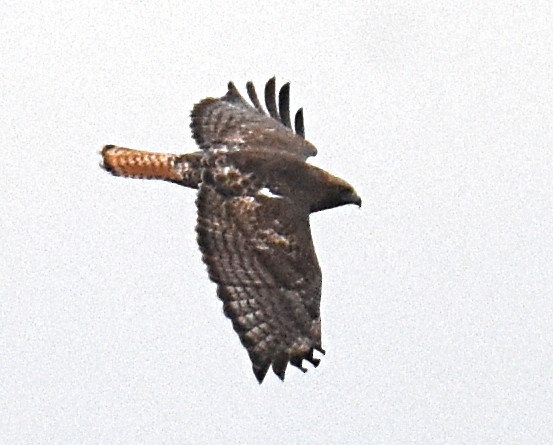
[101,78,361,383]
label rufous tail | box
[101,145,183,181]
[101,145,202,188]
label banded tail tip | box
[100,145,117,172]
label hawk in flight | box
[101,78,361,383]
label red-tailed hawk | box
[101,78,361,383]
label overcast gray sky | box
[2,1,553,443]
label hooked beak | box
[346,190,362,208]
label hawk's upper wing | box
[196,149,324,383]
[190,78,317,159]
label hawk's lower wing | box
[196,153,323,383]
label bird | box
[101,77,361,383]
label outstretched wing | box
[190,78,317,159]
[196,149,324,383]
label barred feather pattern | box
[196,148,324,382]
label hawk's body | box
[101,78,361,383]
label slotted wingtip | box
[253,363,270,384]
[246,80,265,113]
[315,346,326,355]
[226,81,241,98]
[278,82,292,129]
[264,77,279,119]
[274,369,286,381]
[294,108,305,138]
[272,357,289,381]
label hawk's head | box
[306,168,361,213]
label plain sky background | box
[2,1,553,443]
